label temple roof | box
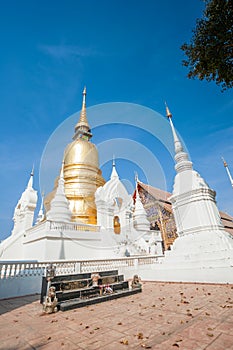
[136,181,233,236]
[138,182,171,203]
[136,182,173,213]
[219,211,233,236]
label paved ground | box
[0,281,233,350]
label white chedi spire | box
[134,186,145,213]
[36,192,45,224]
[222,157,233,188]
[133,175,150,231]
[134,176,145,213]
[27,166,34,188]
[47,162,72,223]
[110,156,119,180]
[12,167,38,235]
[163,105,233,282]
[165,103,193,173]
[26,167,37,206]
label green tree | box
[181,0,233,90]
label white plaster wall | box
[0,275,42,300]
[23,238,47,260]
[23,229,119,261]
[129,265,233,284]
[0,231,25,260]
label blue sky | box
[0,0,232,240]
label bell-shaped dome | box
[44,88,105,225]
[64,138,99,168]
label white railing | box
[0,256,161,299]
[0,255,161,279]
[80,256,161,272]
[0,260,79,279]
[25,220,101,236]
[0,262,45,279]
[48,221,100,232]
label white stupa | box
[133,175,150,232]
[46,162,72,223]
[161,105,233,281]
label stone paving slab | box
[0,282,232,350]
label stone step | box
[56,281,129,302]
[52,274,124,293]
[41,270,119,303]
[59,288,142,311]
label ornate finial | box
[31,164,34,177]
[134,171,138,184]
[221,157,233,188]
[221,157,228,167]
[110,156,119,180]
[165,102,172,119]
[73,87,92,140]
[27,165,35,188]
[82,86,86,106]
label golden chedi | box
[45,88,105,224]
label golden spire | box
[165,101,172,119]
[73,87,92,140]
[79,86,87,125]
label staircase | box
[40,270,142,311]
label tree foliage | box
[181,0,233,90]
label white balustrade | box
[0,255,161,279]
[0,255,162,299]
[48,221,100,232]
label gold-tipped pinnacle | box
[165,102,172,119]
[221,157,228,167]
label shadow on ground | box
[0,294,40,315]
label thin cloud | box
[39,44,100,59]
[216,98,233,114]
[206,125,233,139]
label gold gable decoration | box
[137,183,177,250]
